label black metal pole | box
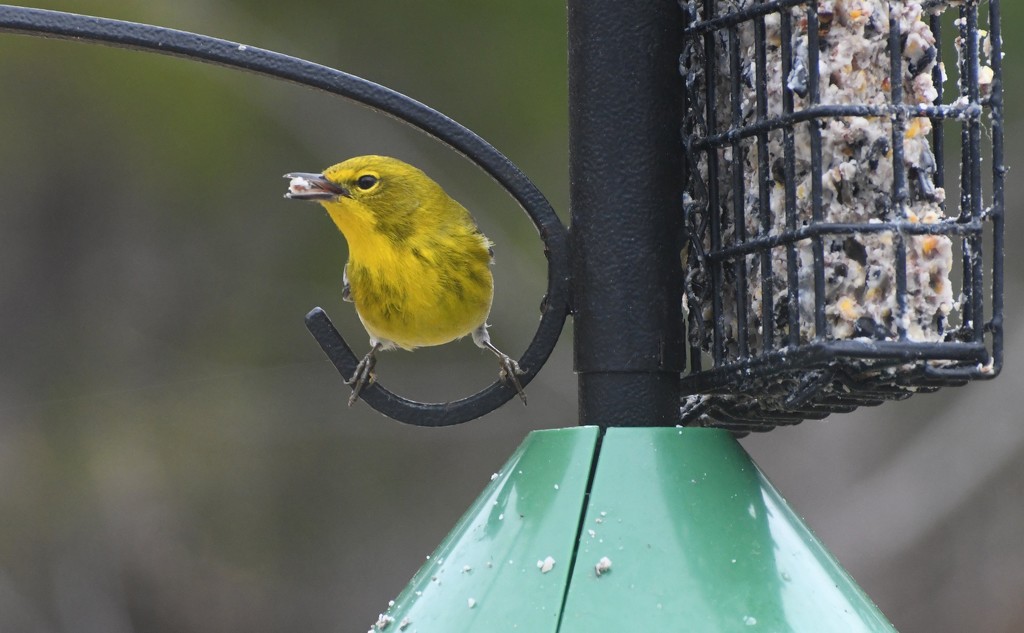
[568,0,685,427]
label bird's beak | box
[283,172,350,201]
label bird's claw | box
[346,350,378,406]
[497,355,528,405]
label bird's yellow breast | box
[346,231,494,350]
[324,199,494,350]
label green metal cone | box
[371,427,897,633]
[371,426,599,632]
[559,427,897,632]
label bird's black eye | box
[357,174,378,190]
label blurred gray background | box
[0,1,1021,631]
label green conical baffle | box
[372,427,897,632]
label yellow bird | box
[284,155,526,406]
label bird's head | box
[284,155,438,220]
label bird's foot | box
[346,348,379,406]
[473,326,528,405]
[496,354,528,406]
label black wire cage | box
[679,0,1004,431]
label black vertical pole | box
[568,0,685,427]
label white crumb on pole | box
[490,472,499,481]
[398,617,411,631]
[462,565,472,573]
[374,613,395,629]
[537,556,556,573]
[595,556,613,577]
[467,598,476,609]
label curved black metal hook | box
[0,5,571,426]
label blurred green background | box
[1,1,1022,632]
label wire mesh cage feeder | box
[679,0,1003,431]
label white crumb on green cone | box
[373,613,395,630]
[537,556,556,573]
